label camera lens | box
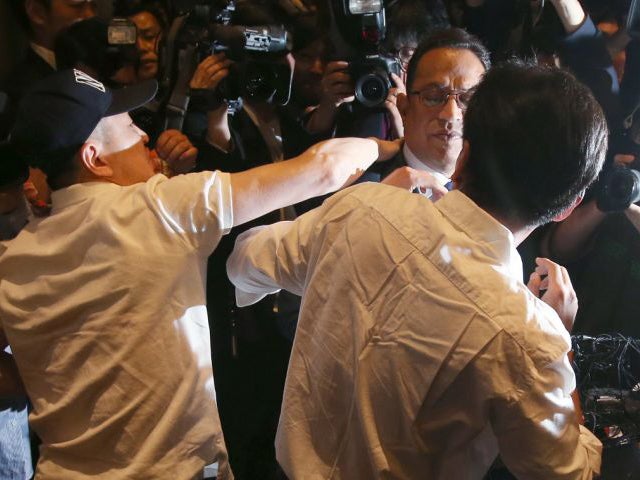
[597,165,640,212]
[355,73,388,108]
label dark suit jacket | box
[1,48,55,137]
[361,144,408,184]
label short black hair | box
[405,28,491,91]
[113,0,169,30]
[462,61,608,227]
[383,0,450,53]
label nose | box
[137,37,150,53]
[134,124,150,144]
[438,95,463,123]
[79,1,97,19]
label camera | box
[54,17,139,87]
[204,22,292,105]
[349,55,401,108]
[597,161,640,212]
[166,0,292,108]
[329,0,401,109]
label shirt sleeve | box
[227,205,326,307]
[492,352,602,479]
[143,171,234,254]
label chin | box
[138,65,158,81]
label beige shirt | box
[228,184,602,480]
[0,173,234,479]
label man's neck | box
[458,185,535,247]
[402,143,452,185]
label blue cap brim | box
[106,79,158,116]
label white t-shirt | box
[0,172,234,479]
[228,184,602,480]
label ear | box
[25,0,47,27]
[79,141,114,179]
[451,140,470,188]
[552,194,583,222]
[397,92,408,120]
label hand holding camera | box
[320,61,355,109]
[384,72,406,138]
[189,52,232,91]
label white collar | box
[30,43,57,70]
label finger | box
[197,57,216,71]
[213,59,233,70]
[204,60,232,77]
[178,146,198,163]
[429,184,448,200]
[167,139,194,163]
[208,69,230,88]
[325,61,350,73]
[157,131,186,155]
[169,147,198,174]
[326,72,352,85]
[614,153,635,166]
[539,277,549,291]
[155,130,177,150]
[527,272,542,297]
[534,257,552,276]
[536,257,563,286]
[390,72,405,89]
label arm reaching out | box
[549,0,587,34]
[229,137,400,226]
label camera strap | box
[164,44,198,131]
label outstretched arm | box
[229,137,399,227]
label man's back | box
[230,183,600,479]
[0,173,233,479]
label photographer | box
[305,0,449,140]
[182,4,335,478]
[533,0,640,340]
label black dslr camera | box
[349,55,401,108]
[330,0,401,109]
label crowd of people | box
[0,0,638,479]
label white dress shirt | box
[227,183,601,480]
[0,172,234,479]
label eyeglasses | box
[409,87,476,110]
